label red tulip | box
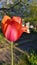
[11,16,22,24]
[2,15,11,34]
[2,15,30,42]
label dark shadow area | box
[15,31,37,53]
[0,62,2,65]
[0,27,2,33]
[0,26,4,36]
[0,62,10,65]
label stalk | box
[11,42,13,65]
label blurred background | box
[0,0,37,65]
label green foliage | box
[24,17,37,25]
[29,53,37,65]
[16,50,37,65]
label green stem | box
[11,42,13,65]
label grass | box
[16,50,37,65]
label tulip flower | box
[11,16,22,24]
[2,15,30,42]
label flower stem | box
[11,42,13,65]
